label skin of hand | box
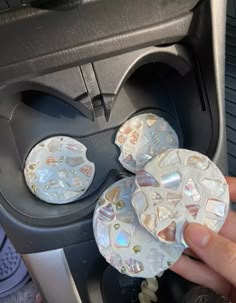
[171,177,236,302]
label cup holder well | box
[0,47,218,227]
[64,240,193,303]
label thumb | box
[184,223,236,287]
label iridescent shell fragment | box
[166,192,182,205]
[96,224,110,248]
[115,113,179,173]
[141,214,156,233]
[93,177,184,278]
[146,114,158,127]
[206,199,226,217]
[105,186,121,203]
[109,253,123,270]
[157,206,173,221]
[158,150,181,168]
[204,218,218,230]
[65,156,84,167]
[185,205,200,219]
[46,156,58,166]
[187,155,209,170]
[114,230,131,248]
[24,136,95,204]
[98,203,115,221]
[132,191,148,213]
[79,165,93,177]
[125,259,144,274]
[133,149,229,248]
[136,171,159,187]
[184,178,201,202]
[160,171,182,190]
[201,178,227,197]
[158,221,176,242]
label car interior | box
[0,0,233,302]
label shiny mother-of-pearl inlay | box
[132,149,229,248]
[115,113,179,173]
[93,177,184,278]
[24,136,95,204]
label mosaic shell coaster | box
[24,136,95,204]
[132,149,230,247]
[115,113,179,173]
[93,177,184,278]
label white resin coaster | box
[24,136,95,204]
[115,113,179,173]
[132,149,230,247]
[93,177,184,278]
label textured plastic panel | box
[0,225,29,298]
[93,45,191,120]
[0,0,199,85]
[0,0,8,10]
[0,66,96,121]
[226,3,236,176]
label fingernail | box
[184,223,211,248]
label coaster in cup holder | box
[115,113,179,173]
[24,136,95,204]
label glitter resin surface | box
[132,149,230,247]
[24,136,95,204]
[115,113,179,173]
[93,177,184,278]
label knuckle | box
[228,253,236,269]
[225,242,236,285]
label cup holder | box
[0,46,219,228]
[65,240,193,303]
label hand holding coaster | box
[132,149,229,248]
[94,114,229,278]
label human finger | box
[220,211,236,242]
[225,176,236,202]
[184,223,236,287]
[171,255,231,296]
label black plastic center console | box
[0,40,225,252]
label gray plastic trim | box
[210,0,228,174]
[0,12,193,86]
[23,249,82,303]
